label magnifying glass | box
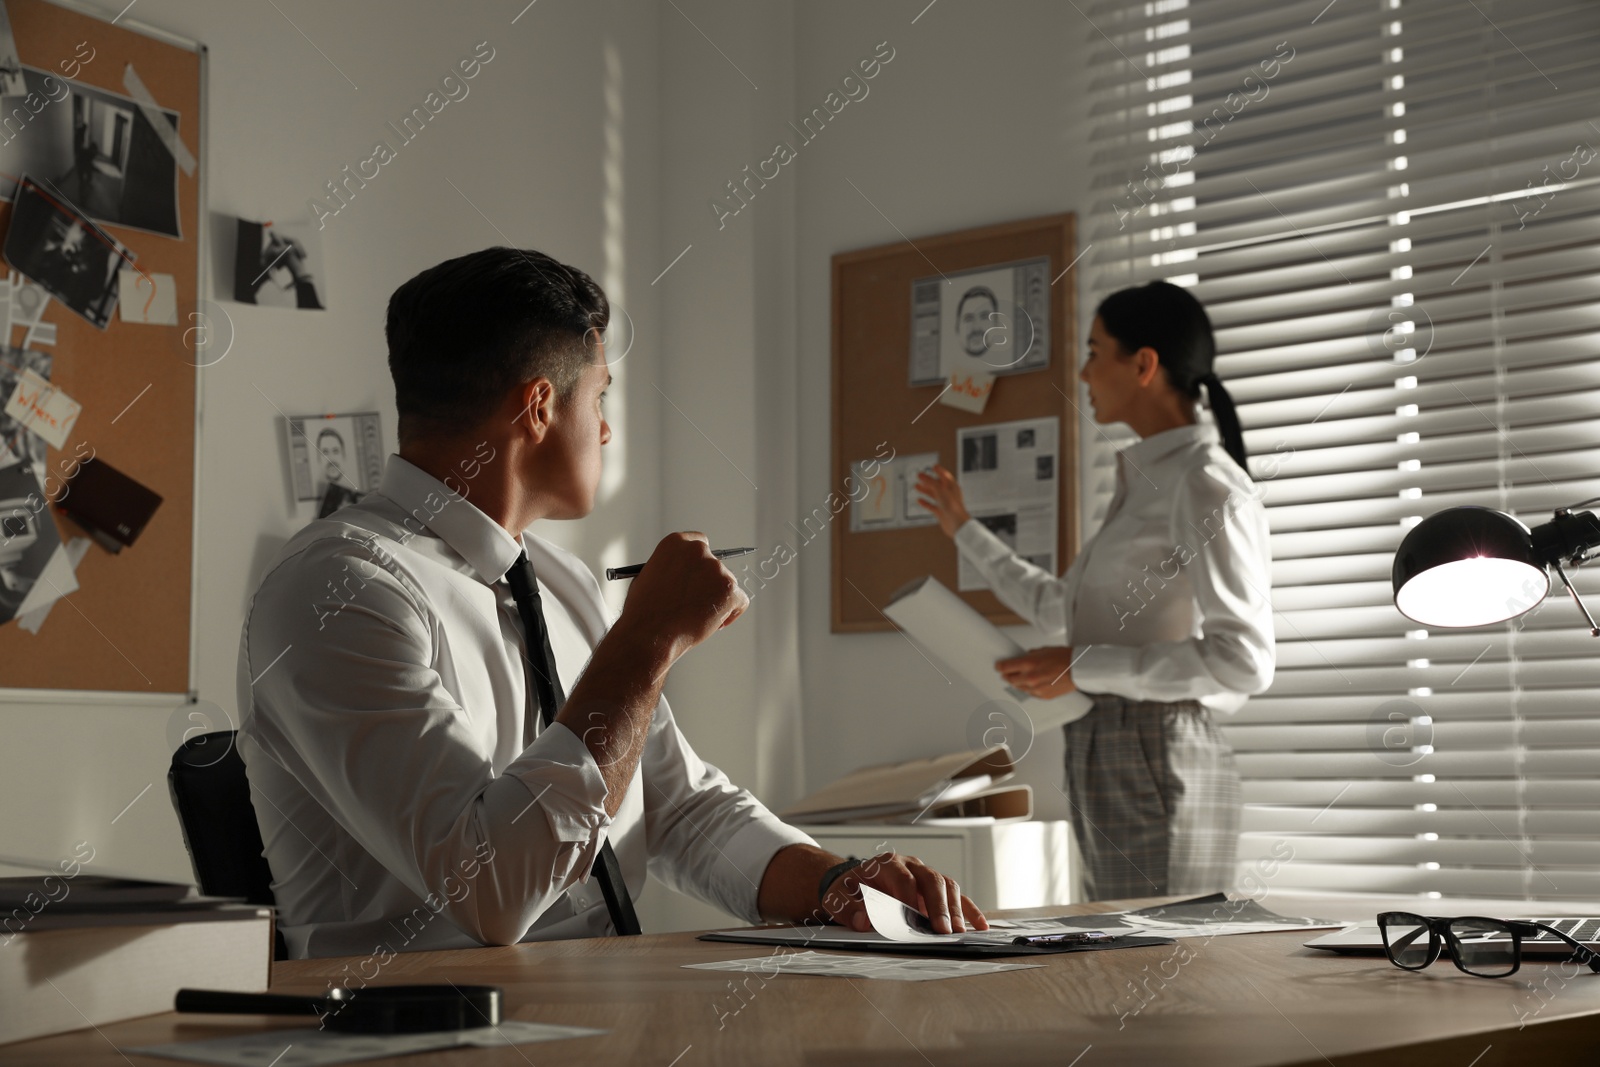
[175,984,502,1034]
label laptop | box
[1307,917,1600,957]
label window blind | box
[1082,0,1600,898]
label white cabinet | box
[798,820,1073,912]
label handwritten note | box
[938,370,994,414]
[118,270,178,325]
[4,369,81,448]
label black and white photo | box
[0,462,64,628]
[0,344,50,471]
[287,412,382,504]
[2,175,129,329]
[0,68,183,238]
[234,218,326,310]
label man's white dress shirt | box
[237,456,814,959]
[955,423,1275,714]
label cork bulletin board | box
[0,0,204,693]
[831,213,1078,633]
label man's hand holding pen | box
[610,534,749,669]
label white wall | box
[792,1,1094,823]
[0,0,1098,930]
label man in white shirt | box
[238,246,986,959]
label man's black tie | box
[504,551,642,936]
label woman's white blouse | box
[954,423,1275,714]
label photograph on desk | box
[2,175,131,329]
[0,68,184,238]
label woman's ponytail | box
[1096,281,1251,479]
[1201,372,1249,476]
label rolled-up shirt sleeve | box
[242,539,613,947]
[1069,462,1275,706]
[954,519,1076,640]
[639,693,815,924]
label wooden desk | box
[10,898,1600,1066]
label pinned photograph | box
[234,218,326,310]
[0,463,69,628]
[0,345,51,471]
[0,269,54,348]
[0,1,24,98]
[3,175,130,329]
[287,412,382,505]
[0,68,183,238]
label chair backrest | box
[167,730,286,959]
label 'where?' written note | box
[4,368,80,448]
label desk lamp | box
[1392,499,1600,635]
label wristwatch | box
[818,855,863,907]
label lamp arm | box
[1532,509,1600,567]
[1551,561,1600,638]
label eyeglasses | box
[1377,912,1600,978]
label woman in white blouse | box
[916,281,1275,900]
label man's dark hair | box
[386,247,608,445]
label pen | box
[1012,931,1121,946]
[604,546,757,581]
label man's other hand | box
[822,851,989,935]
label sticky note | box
[4,368,81,448]
[939,370,995,414]
[118,270,178,325]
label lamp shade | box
[1392,506,1550,627]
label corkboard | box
[831,213,1078,632]
[0,0,202,692]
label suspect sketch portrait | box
[235,218,326,310]
[912,257,1050,387]
[287,412,383,505]
[955,286,1000,357]
[0,69,183,238]
[2,175,128,329]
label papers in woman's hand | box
[883,576,1092,728]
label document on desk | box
[698,886,1177,959]
[685,949,1042,982]
[986,894,1343,939]
[884,576,1092,729]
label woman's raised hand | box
[914,464,971,539]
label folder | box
[778,744,1032,824]
[698,926,1174,959]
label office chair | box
[167,730,287,960]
